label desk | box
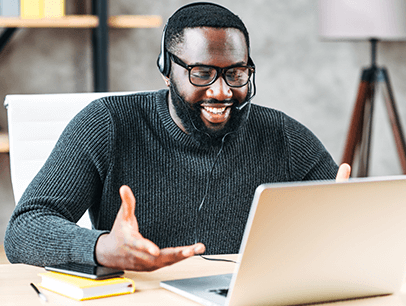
[1,255,406,306]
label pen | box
[30,282,48,302]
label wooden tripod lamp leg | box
[380,68,406,174]
[341,70,371,168]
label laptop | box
[161,176,406,306]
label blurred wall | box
[1,0,406,240]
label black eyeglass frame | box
[168,52,255,88]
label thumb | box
[118,185,160,256]
[119,185,138,227]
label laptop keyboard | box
[209,288,229,297]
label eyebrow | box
[190,60,248,67]
[170,52,249,68]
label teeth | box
[204,106,226,114]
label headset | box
[157,2,255,79]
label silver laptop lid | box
[227,176,406,306]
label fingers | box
[336,163,351,182]
[125,233,161,257]
[161,243,206,263]
[132,243,206,271]
[183,243,206,256]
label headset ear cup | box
[157,53,163,74]
[157,50,171,78]
[157,51,170,77]
[157,22,170,77]
[163,51,171,77]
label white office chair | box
[4,91,136,228]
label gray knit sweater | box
[4,89,338,266]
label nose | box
[206,76,232,101]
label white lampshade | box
[319,0,406,40]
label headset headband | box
[156,2,252,77]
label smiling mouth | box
[201,102,233,113]
[203,106,227,114]
[200,103,233,125]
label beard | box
[169,79,251,148]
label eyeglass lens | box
[189,66,251,87]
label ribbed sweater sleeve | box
[4,100,113,266]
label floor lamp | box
[318,0,406,177]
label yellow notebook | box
[21,0,44,19]
[38,271,136,301]
[44,0,65,18]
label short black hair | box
[165,2,250,55]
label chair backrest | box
[4,91,136,228]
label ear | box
[161,75,170,87]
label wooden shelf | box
[108,15,162,28]
[0,15,98,28]
[0,132,9,153]
[0,15,162,29]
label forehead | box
[177,27,248,66]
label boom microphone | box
[235,72,256,111]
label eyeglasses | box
[169,52,255,88]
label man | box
[4,2,350,272]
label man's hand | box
[95,185,205,272]
[335,163,351,182]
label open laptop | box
[161,176,406,306]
